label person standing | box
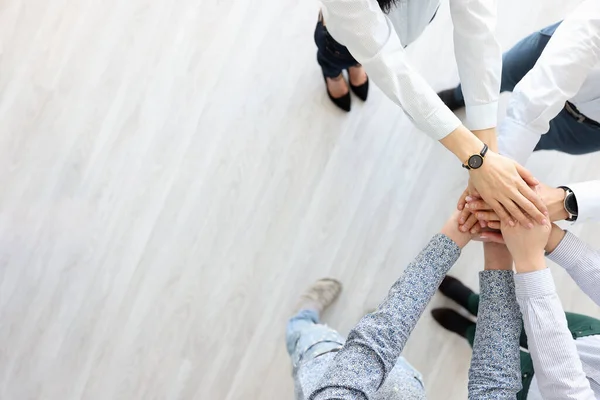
[285,212,524,399]
[439,0,600,164]
[314,12,369,112]
[434,214,600,399]
[319,0,549,230]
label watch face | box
[468,155,483,169]
[565,193,578,215]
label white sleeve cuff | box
[564,181,600,225]
[497,117,542,164]
[546,231,587,271]
[422,106,463,141]
[464,102,498,131]
[514,268,555,298]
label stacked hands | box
[441,207,558,273]
[457,181,569,233]
[451,179,569,255]
[441,153,568,258]
[441,174,573,274]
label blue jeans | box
[285,309,345,368]
[454,21,600,155]
[314,20,360,78]
[285,309,424,380]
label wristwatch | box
[558,186,578,221]
[462,144,489,170]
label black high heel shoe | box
[350,76,369,101]
[323,73,351,112]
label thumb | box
[515,163,539,186]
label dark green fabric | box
[464,294,600,399]
[466,293,479,316]
[565,311,600,339]
[466,324,476,346]
[517,351,534,400]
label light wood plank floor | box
[0,0,598,398]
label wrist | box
[548,187,569,221]
[483,242,513,270]
[514,254,546,273]
[545,224,566,253]
[472,127,498,153]
[440,228,470,249]
[440,126,484,163]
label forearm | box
[515,269,595,399]
[468,270,522,399]
[547,230,600,306]
[439,125,485,163]
[311,234,461,399]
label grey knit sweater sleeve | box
[309,234,461,400]
[468,270,522,399]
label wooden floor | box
[1,0,598,398]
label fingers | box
[474,210,499,222]
[460,213,480,233]
[517,183,549,224]
[470,222,482,235]
[459,207,472,225]
[489,199,515,227]
[457,189,469,211]
[515,162,540,187]
[465,199,493,211]
[501,197,532,228]
[487,221,501,230]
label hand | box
[457,184,486,234]
[460,223,566,255]
[501,215,551,272]
[468,151,548,228]
[441,211,500,249]
[464,183,569,229]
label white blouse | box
[320,0,502,140]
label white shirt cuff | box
[422,106,463,141]
[497,117,542,163]
[514,268,555,298]
[464,102,498,131]
[546,231,587,271]
[564,181,600,225]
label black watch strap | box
[480,143,489,158]
[558,186,578,221]
[462,144,489,170]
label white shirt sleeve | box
[498,0,600,164]
[547,231,600,306]
[450,0,501,130]
[566,180,600,225]
[320,0,461,140]
[514,268,596,400]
